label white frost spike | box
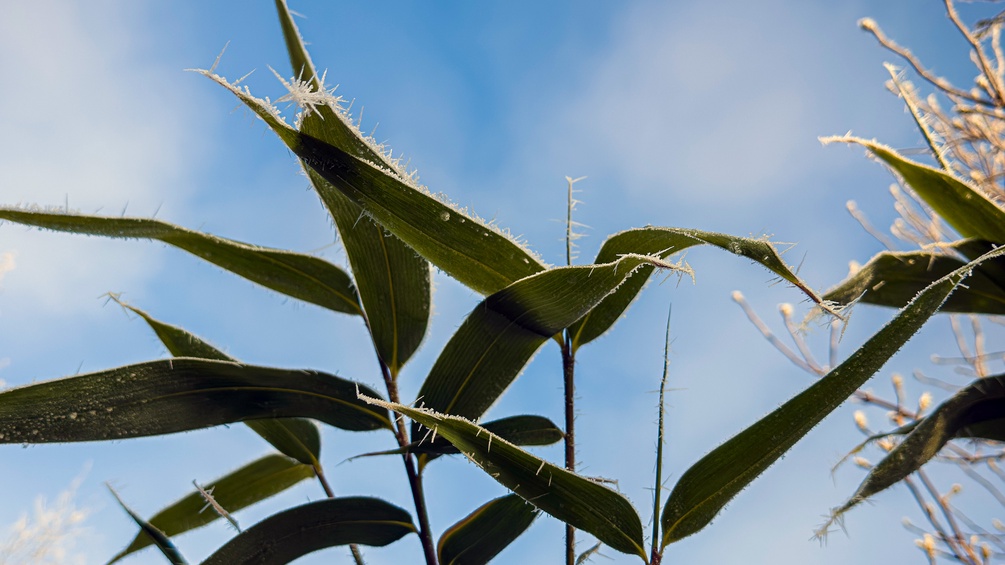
[271,67,341,119]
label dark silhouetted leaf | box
[273,0,431,375]
[200,497,415,565]
[199,70,546,295]
[0,209,361,315]
[0,358,391,443]
[109,454,314,563]
[413,254,689,444]
[117,299,322,465]
[824,136,1005,242]
[366,398,646,559]
[829,374,1005,524]
[823,243,1005,315]
[660,246,1005,546]
[108,486,188,565]
[568,227,826,350]
[438,494,538,565]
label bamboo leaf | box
[198,69,547,295]
[0,209,361,315]
[116,298,322,466]
[108,486,188,565]
[568,227,825,351]
[109,454,314,563]
[828,375,1005,525]
[437,494,539,565]
[823,244,1005,315]
[660,245,1005,546]
[200,496,415,565]
[272,0,431,374]
[823,135,1005,242]
[0,358,392,443]
[420,415,563,462]
[364,398,647,559]
[414,254,690,442]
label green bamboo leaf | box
[108,486,188,565]
[437,494,539,565]
[823,243,1005,315]
[201,496,415,565]
[0,358,392,443]
[568,227,826,351]
[109,454,314,563]
[414,254,690,442]
[198,69,547,295]
[348,415,563,465]
[0,209,361,316]
[115,298,322,466]
[363,398,647,559]
[823,135,1005,242]
[660,245,1005,546]
[272,0,431,374]
[827,374,1005,527]
[420,415,564,462]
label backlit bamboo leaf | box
[201,496,415,565]
[108,486,188,565]
[823,244,1005,315]
[0,209,361,315]
[348,415,563,465]
[660,245,1005,546]
[272,0,431,374]
[419,415,563,465]
[118,299,322,466]
[199,69,547,295]
[437,494,538,565]
[829,374,1005,524]
[568,227,826,351]
[109,454,314,563]
[823,135,1005,242]
[0,358,391,443]
[365,399,647,559]
[414,254,689,442]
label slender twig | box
[945,0,1005,104]
[650,306,672,565]
[562,175,584,565]
[562,336,577,565]
[919,469,980,563]
[362,312,437,565]
[860,16,994,105]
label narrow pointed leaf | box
[349,415,563,465]
[108,487,188,565]
[419,415,563,461]
[832,374,1005,522]
[569,227,825,350]
[823,244,1005,315]
[200,496,415,565]
[120,300,322,465]
[272,1,431,374]
[824,136,1005,242]
[414,254,688,442]
[660,246,1005,546]
[366,399,646,559]
[437,494,539,565]
[200,70,546,295]
[0,208,361,315]
[0,358,391,444]
[109,454,314,563]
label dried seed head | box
[853,410,868,431]
[918,392,932,412]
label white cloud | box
[543,1,882,209]
[0,1,206,313]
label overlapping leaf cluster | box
[0,2,998,564]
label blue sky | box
[1,1,1001,563]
